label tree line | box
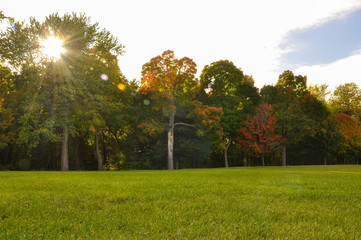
[0,13,360,170]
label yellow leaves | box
[236,105,244,111]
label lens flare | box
[117,83,125,90]
[101,74,108,81]
[143,99,150,106]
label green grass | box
[1,165,361,239]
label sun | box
[41,36,65,60]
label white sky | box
[2,0,361,93]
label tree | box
[199,60,259,167]
[238,103,282,166]
[334,113,361,163]
[0,65,15,153]
[0,13,124,170]
[329,83,361,120]
[278,71,309,166]
[261,70,316,166]
[140,50,222,170]
[140,50,197,170]
[314,114,342,165]
[291,91,338,165]
[308,84,330,103]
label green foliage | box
[273,71,311,145]
[0,13,129,170]
[0,65,15,150]
[199,60,244,99]
[277,70,307,96]
[0,12,360,169]
[329,82,361,120]
[308,84,330,103]
[199,60,259,166]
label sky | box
[1,0,361,94]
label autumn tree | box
[334,113,361,163]
[261,70,317,166]
[140,50,222,170]
[238,103,282,166]
[199,60,259,167]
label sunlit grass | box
[1,165,361,239]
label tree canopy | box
[0,12,360,170]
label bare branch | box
[174,122,197,128]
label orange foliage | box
[137,120,164,136]
[190,102,223,134]
[334,113,361,150]
[140,50,197,104]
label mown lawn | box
[0,165,361,239]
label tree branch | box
[226,137,231,150]
[174,122,197,128]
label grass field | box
[1,165,361,239]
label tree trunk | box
[95,127,103,171]
[74,137,80,170]
[1,146,10,166]
[222,139,230,168]
[102,133,107,166]
[224,148,229,168]
[10,145,17,168]
[262,154,265,167]
[281,143,286,166]
[61,125,69,171]
[324,155,327,165]
[243,152,248,166]
[167,111,175,170]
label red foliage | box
[238,103,282,157]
